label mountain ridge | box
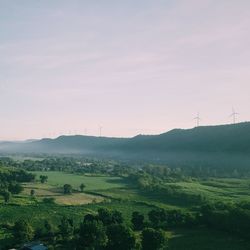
[1,122,250,167]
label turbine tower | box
[229,107,239,124]
[99,126,103,137]
[194,113,201,127]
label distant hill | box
[1,122,250,167]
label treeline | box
[128,172,206,206]
[200,202,250,238]
[142,203,250,239]
[3,208,169,250]
[1,156,250,179]
[4,203,250,249]
[141,164,250,179]
[1,200,250,249]
[0,167,34,183]
[0,157,133,176]
[0,167,35,202]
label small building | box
[20,242,48,250]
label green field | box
[165,178,250,203]
[32,171,127,191]
[1,171,250,249]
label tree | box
[98,208,123,226]
[84,213,98,223]
[43,197,55,204]
[44,220,53,234]
[40,175,48,184]
[8,182,23,194]
[78,220,107,249]
[131,211,144,230]
[106,224,136,250]
[13,220,34,243]
[80,183,86,192]
[58,217,74,241]
[44,219,55,243]
[30,189,35,196]
[141,228,168,250]
[63,184,73,194]
[3,191,11,203]
[148,209,166,228]
[112,210,123,224]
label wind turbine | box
[194,113,201,127]
[99,126,103,137]
[229,107,239,124]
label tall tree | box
[141,228,168,250]
[3,191,11,203]
[78,220,107,250]
[63,184,73,194]
[106,224,136,250]
[40,175,48,184]
[58,217,74,241]
[80,183,86,192]
[8,182,23,194]
[13,220,34,243]
[30,189,35,196]
[131,211,144,230]
[98,208,123,226]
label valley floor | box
[1,171,250,249]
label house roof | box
[21,242,47,250]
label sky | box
[0,0,250,140]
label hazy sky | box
[1,0,250,140]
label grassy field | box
[24,171,250,210]
[96,187,185,210]
[21,182,104,205]
[32,171,127,191]
[165,178,250,203]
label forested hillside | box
[1,122,250,167]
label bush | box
[42,197,55,204]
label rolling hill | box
[1,122,250,167]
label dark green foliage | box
[200,202,250,238]
[84,213,99,223]
[63,184,73,194]
[34,220,54,241]
[44,220,53,235]
[78,220,107,249]
[131,211,144,230]
[40,175,48,183]
[141,228,168,250]
[148,208,194,229]
[148,209,167,228]
[0,167,34,207]
[106,224,136,250]
[58,217,74,241]
[42,197,55,204]
[128,172,206,206]
[13,220,34,243]
[2,191,11,203]
[30,189,35,196]
[98,208,123,226]
[0,167,35,183]
[0,157,131,176]
[80,183,86,192]
[8,182,23,194]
